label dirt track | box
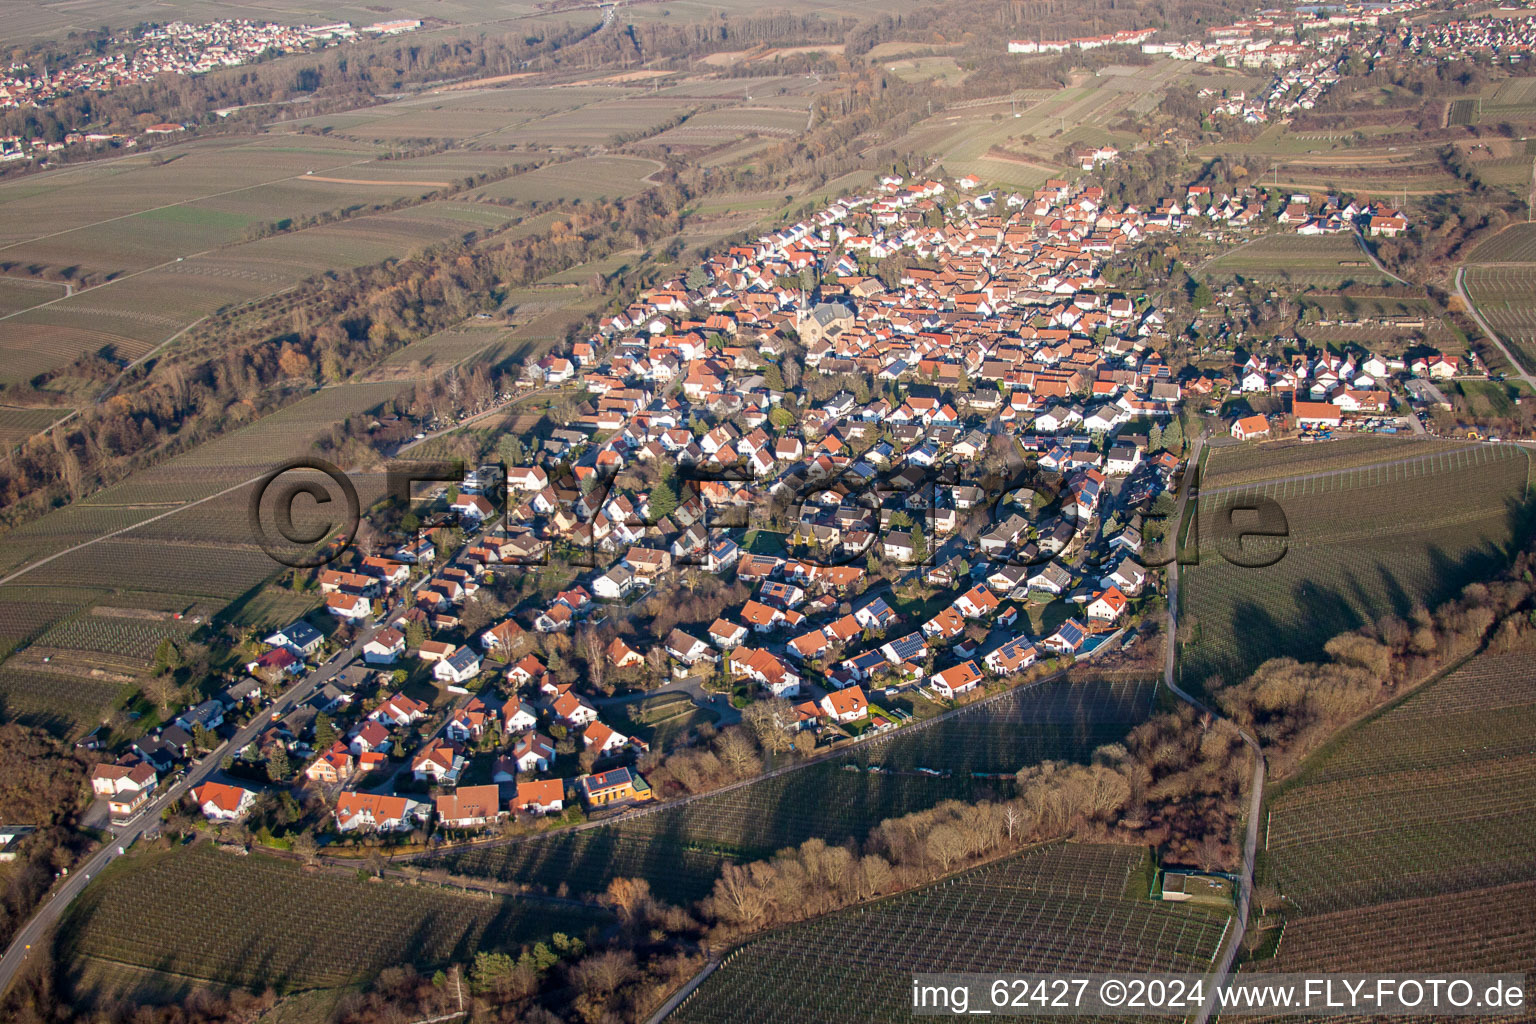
[297,175,451,187]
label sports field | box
[1179,438,1530,689]
[673,844,1228,1024]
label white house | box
[188,782,256,822]
[433,646,483,685]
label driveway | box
[595,674,741,726]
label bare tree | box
[579,626,608,694]
[925,823,968,873]
[713,728,763,779]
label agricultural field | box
[0,664,129,738]
[0,277,67,316]
[1179,438,1530,689]
[1462,264,1536,372]
[672,844,1228,1024]
[37,609,195,663]
[1204,234,1394,289]
[1246,641,1536,1001]
[432,677,1155,902]
[366,322,511,378]
[0,201,521,387]
[0,136,375,250]
[0,379,408,583]
[61,843,608,996]
[1467,223,1536,263]
[0,405,66,444]
[652,105,810,147]
[468,156,661,204]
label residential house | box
[983,636,1039,676]
[363,628,406,664]
[512,779,565,815]
[819,685,870,723]
[412,739,466,784]
[434,645,483,685]
[513,732,556,772]
[335,791,426,833]
[305,741,355,783]
[578,766,654,807]
[436,784,506,829]
[929,660,984,699]
[188,782,256,821]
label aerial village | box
[0,18,419,161]
[85,164,1478,849]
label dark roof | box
[884,631,926,661]
[282,621,323,647]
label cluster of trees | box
[1216,569,1536,775]
[0,726,92,955]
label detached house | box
[1086,587,1129,622]
[929,660,984,699]
[434,645,483,685]
[335,791,425,833]
[363,628,405,664]
[370,693,429,728]
[983,636,1039,676]
[665,629,716,665]
[412,739,466,784]
[513,779,565,815]
[436,784,506,829]
[819,685,870,724]
[188,782,256,822]
[513,731,557,772]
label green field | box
[1179,438,1530,689]
[62,843,608,995]
[673,844,1228,1024]
[1248,641,1536,989]
[431,678,1155,903]
[1205,234,1394,289]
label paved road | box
[1159,436,1266,1024]
[1350,227,1410,286]
[0,622,381,1000]
[1455,266,1536,393]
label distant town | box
[0,17,420,161]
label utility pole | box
[454,966,464,1012]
